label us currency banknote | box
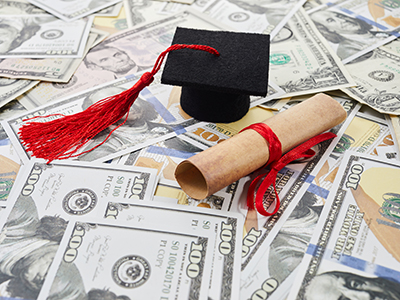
[0,0,46,14]
[239,104,400,300]
[315,107,399,191]
[0,33,97,82]
[0,123,21,202]
[39,218,214,300]
[0,159,157,299]
[119,134,236,211]
[0,15,93,58]
[101,201,244,300]
[268,8,355,98]
[195,0,306,39]
[0,78,38,109]
[235,96,360,274]
[27,0,123,21]
[308,0,399,63]
[342,47,400,115]
[18,9,231,109]
[287,151,400,300]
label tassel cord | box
[18,44,220,162]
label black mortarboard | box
[161,27,270,123]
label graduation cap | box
[18,28,270,162]
[161,27,270,123]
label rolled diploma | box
[175,93,347,199]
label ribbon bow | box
[240,123,336,216]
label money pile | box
[0,0,400,299]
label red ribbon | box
[240,123,336,216]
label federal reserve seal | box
[62,188,97,215]
[41,29,63,40]
[112,255,151,288]
[229,12,249,22]
[52,75,78,89]
[365,92,400,112]
[368,70,394,82]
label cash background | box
[0,0,400,300]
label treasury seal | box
[270,53,291,65]
[380,193,400,225]
[62,188,97,215]
[112,255,151,288]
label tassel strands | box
[18,44,220,163]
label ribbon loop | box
[242,123,336,216]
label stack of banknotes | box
[1,0,400,299]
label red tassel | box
[18,44,220,163]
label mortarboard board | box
[161,27,270,123]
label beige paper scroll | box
[175,93,347,199]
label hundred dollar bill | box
[268,8,355,98]
[183,105,276,145]
[195,0,306,39]
[119,134,235,210]
[101,201,244,300]
[0,124,21,202]
[234,96,360,274]
[0,159,157,299]
[0,15,93,58]
[18,9,232,109]
[0,0,46,14]
[315,107,399,193]
[308,0,399,64]
[39,218,214,300]
[119,135,206,189]
[240,103,400,300]
[0,78,38,109]
[342,47,400,115]
[0,33,97,83]
[3,73,206,163]
[27,0,123,22]
[287,151,400,300]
